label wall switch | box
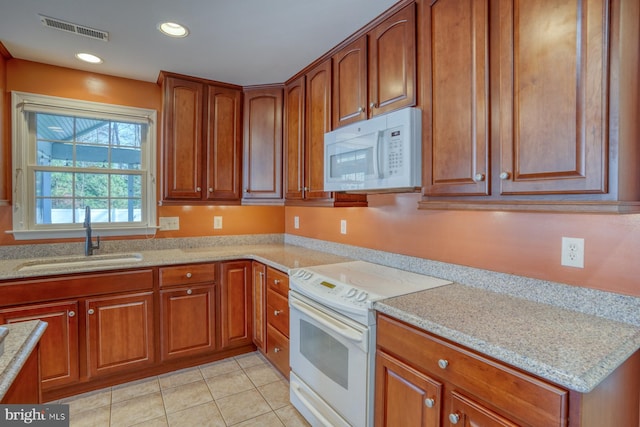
[159,217,179,231]
[214,216,223,229]
[294,216,300,229]
[340,219,347,235]
[561,237,584,268]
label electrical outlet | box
[213,216,223,229]
[561,237,584,268]
[340,219,347,235]
[294,216,300,229]
[159,216,179,231]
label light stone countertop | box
[0,244,352,281]
[0,236,638,396]
[0,320,48,401]
[374,283,640,393]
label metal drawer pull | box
[186,272,192,278]
[187,289,192,295]
[274,347,281,353]
[68,311,76,318]
[473,173,485,182]
[499,171,511,180]
[438,359,449,369]
[273,279,281,285]
[424,398,435,408]
[449,413,460,424]
[273,310,282,316]
[88,309,95,315]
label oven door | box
[289,291,371,427]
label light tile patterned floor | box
[52,352,311,427]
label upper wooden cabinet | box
[242,86,283,202]
[284,60,367,206]
[332,3,416,128]
[160,72,242,204]
[332,36,368,127]
[420,0,640,212]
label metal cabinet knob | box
[244,188,249,193]
[88,309,95,315]
[208,188,213,192]
[274,347,281,353]
[449,413,461,424]
[186,289,193,295]
[369,102,377,109]
[196,186,201,192]
[68,311,76,318]
[473,173,485,182]
[499,171,511,180]
[186,272,192,278]
[274,279,281,285]
[438,359,449,369]
[358,106,364,113]
[424,398,435,408]
[274,310,282,316]
[303,187,309,192]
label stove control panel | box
[289,268,375,311]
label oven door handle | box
[290,298,364,344]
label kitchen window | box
[10,92,158,240]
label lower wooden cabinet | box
[264,267,290,378]
[160,285,216,361]
[220,260,252,349]
[375,350,441,427]
[0,344,41,404]
[85,292,155,379]
[252,262,267,352]
[376,313,640,427]
[0,301,79,391]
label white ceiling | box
[0,0,399,86]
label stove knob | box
[356,291,368,302]
[346,288,358,298]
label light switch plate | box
[159,216,179,231]
[214,216,223,229]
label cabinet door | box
[448,391,519,427]
[369,3,417,117]
[220,261,252,348]
[242,87,283,200]
[205,85,242,201]
[160,285,216,361]
[162,76,204,200]
[0,344,40,404]
[85,292,154,378]
[332,36,368,128]
[423,0,490,196]
[0,301,79,390]
[496,0,607,195]
[375,350,441,427]
[284,76,306,200]
[252,262,266,351]
[305,59,333,201]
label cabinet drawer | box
[159,263,216,287]
[266,289,289,337]
[266,267,289,297]
[266,323,289,379]
[377,314,568,427]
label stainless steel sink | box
[17,253,143,272]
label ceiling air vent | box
[39,15,109,42]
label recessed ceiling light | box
[158,22,189,38]
[75,52,103,64]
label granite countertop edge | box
[374,298,640,393]
[0,320,48,401]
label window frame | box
[9,91,158,240]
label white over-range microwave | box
[324,107,421,192]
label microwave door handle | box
[376,130,385,178]
[290,298,364,344]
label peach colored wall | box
[0,59,284,245]
[285,193,640,298]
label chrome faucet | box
[83,206,100,256]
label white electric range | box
[288,260,452,427]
